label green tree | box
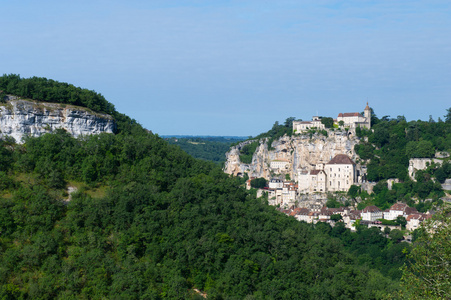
[389,229,404,243]
[250,177,266,189]
[347,185,360,199]
[330,214,342,222]
[445,107,451,123]
[395,216,407,229]
[400,208,451,298]
[321,117,334,128]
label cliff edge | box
[224,130,365,182]
[0,97,115,142]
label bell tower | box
[364,102,371,129]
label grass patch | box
[67,180,108,198]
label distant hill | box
[164,136,246,165]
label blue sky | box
[1,0,450,136]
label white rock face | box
[0,99,115,143]
[224,130,364,181]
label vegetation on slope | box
[352,109,451,211]
[0,74,114,115]
[0,128,402,299]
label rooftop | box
[327,154,355,165]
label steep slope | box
[224,130,363,181]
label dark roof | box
[327,154,355,165]
[310,169,324,175]
[338,112,364,118]
[362,205,381,213]
[390,203,408,211]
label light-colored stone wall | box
[408,158,443,180]
[224,130,364,189]
[325,164,355,192]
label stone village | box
[224,103,447,236]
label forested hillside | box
[0,77,447,298]
[1,127,408,299]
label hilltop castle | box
[293,103,371,132]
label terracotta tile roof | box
[405,207,419,215]
[362,205,381,213]
[406,213,429,221]
[327,154,355,165]
[299,208,310,215]
[390,203,408,211]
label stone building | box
[292,116,325,132]
[336,103,371,129]
[293,103,371,134]
[325,154,357,192]
[298,154,357,193]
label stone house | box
[384,203,418,220]
[406,213,431,231]
[297,154,357,193]
[325,154,357,192]
[292,116,325,132]
[361,206,383,221]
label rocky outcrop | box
[224,130,364,181]
[0,98,115,142]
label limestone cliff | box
[0,97,115,142]
[224,130,364,181]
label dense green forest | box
[165,136,245,165]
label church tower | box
[364,102,371,129]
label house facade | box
[361,206,383,221]
[298,154,357,193]
[336,103,371,129]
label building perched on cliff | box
[292,116,325,132]
[336,103,371,129]
[293,103,371,133]
[298,154,357,193]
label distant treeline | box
[0,74,115,115]
[166,136,246,165]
